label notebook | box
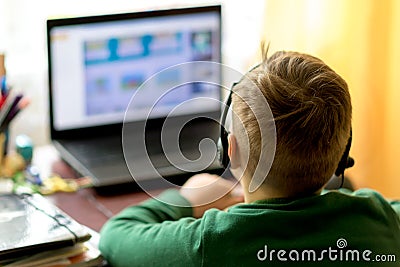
[46,6,223,188]
[0,193,91,260]
[2,226,105,267]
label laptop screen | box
[47,6,221,133]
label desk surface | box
[46,188,164,232]
[33,145,166,232]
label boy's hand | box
[180,173,244,218]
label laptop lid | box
[46,5,222,141]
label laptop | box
[46,5,223,188]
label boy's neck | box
[243,185,287,203]
[240,179,323,203]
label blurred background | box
[0,0,399,198]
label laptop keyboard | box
[64,137,122,158]
[57,119,220,186]
[60,136,203,169]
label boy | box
[99,49,400,266]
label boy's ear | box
[228,134,240,169]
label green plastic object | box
[15,134,33,163]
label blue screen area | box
[49,9,221,131]
[83,29,217,116]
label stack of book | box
[0,193,105,267]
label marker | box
[0,95,6,109]
[0,93,23,129]
[0,76,9,109]
[1,76,6,95]
[9,97,29,119]
[0,97,29,131]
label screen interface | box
[49,8,221,131]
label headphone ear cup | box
[346,157,355,169]
[217,129,230,169]
[218,89,233,169]
[335,152,348,177]
[335,130,354,177]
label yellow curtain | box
[259,0,400,198]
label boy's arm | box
[99,173,243,266]
[99,189,203,267]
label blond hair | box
[232,49,352,195]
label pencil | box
[0,97,29,132]
[0,94,23,130]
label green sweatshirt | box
[99,188,400,267]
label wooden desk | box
[32,145,166,232]
[45,188,164,232]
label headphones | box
[217,88,233,169]
[217,85,355,179]
[217,64,262,170]
[334,129,355,177]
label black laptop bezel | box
[46,5,222,141]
